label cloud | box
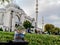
[38,0,60,28]
[38,0,60,11]
[15,0,35,16]
[47,15,60,20]
[15,0,60,28]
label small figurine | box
[13,29,26,42]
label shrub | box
[0,31,60,45]
[0,27,3,31]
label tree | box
[23,20,32,29]
[44,24,60,35]
[44,24,54,34]
[49,27,60,35]
[0,27,3,31]
[53,27,60,35]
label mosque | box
[0,0,35,31]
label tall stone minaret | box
[35,0,38,30]
[42,16,44,32]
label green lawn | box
[0,31,60,45]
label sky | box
[1,0,60,28]
[15,0,60,28]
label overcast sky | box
[0,0,60,28]
[14,0,60,28]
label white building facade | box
[0,3,35,31]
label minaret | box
[42,16,44,32]
[35,0,38,30]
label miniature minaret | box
[35,0,38,29]
[42,16,44,32]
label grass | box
[0,31,14,42]
[25,34,60,45]
[0,31,60,45]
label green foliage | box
[0,28,3,31]
[0,31,60,45]
[16,26,25,30]
[0,31,14,42]
[45,24,54,31]
[44,24,54,34]
[23,20,32,29]
[44,24,60,35]
[51,27,60,35]
[25,34,60,45]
